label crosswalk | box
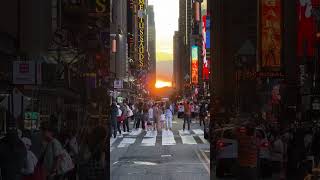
[110,128,209,152]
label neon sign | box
[191,46,199,84]
[138,0,145,68]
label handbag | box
[57,149,75,175]
[23,145,49,180]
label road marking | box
[195,149,210,175]
[200,149,210,165]
[162,130,176,145]
[180,135,197,144]
[192,129,204,135]
[110,137,117,146]
[117,138,136,148]
[129,128,142,136]
[178,130,191,135]
[133,161,158,166]
[141,130,157,146]
[161,155,172,157]
[199,135,209,144]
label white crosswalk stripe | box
[199,135,209,144]
[141,130,157,146]
[110,129,209,150]
[129,128,143,136]
[162,130,176,145]
[117,138,136,148]
[179,130,197,144]
[192,129,204,135]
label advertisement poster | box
[191,46,199,84]
[260,0,282,69]
[297,0,320,57]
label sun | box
[155,80,172,88]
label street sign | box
[25,112,39,120]
[114,80,123,89]
[24,112,39,130]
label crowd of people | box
[0,98,210,180]
[0,121,108,180]
[109,99,210,138]
[109,100,175,138]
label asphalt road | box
[110,116,210,180]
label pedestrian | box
[0,125,27,180]
[40,122,74,180]
[116,104,123,135]
[271,131,284,179]
[153,103,160,131]
[21,137,38,179]
[121,103,130,133]
[146,105,153,131]
[110,101,118,138]
[135,103,146,130]
[165,103,173,131]
[178,103,184,118]
[190,102,195,119]
[199,102,207,127]
[80,126,107,180]
[63,130,79,180]
[183,102,191,131]
[235,123,259,180]
[160,107,166,131]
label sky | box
[148,0,179,82]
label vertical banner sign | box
[260,0,282,69]
[138,0,145,69]
[297,0,318,57]
[192,46,199,84]
[202,15,209,80]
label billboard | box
[206,16,210,49]
[297,0,320,57]
[191,46,199,84]
[260,0,282,69]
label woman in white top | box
[165,104,174,130]
[21,137,38,175]
[147,105,154,131]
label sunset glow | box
[155,80,172,88]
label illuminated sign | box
[191,46,199,84]
[96,0,106,13]
[206,16,210,49]
[202,15,209,80]
[138,0,145,68]
[260,0,281,69]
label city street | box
[110,116,210,180]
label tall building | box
[173,31,183,91]
[111,0,128,79]
[209,0,257,109]
[147,5,156,88]
[178,0,192,85]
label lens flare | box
[155,80,172,88]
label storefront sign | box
[13,61,42,85]
[191,46,199,84]
[138,0,145,69]
[114,80,123,89]
[24,112,39,130]
[260,0,282,69]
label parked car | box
[213,126,271,178]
